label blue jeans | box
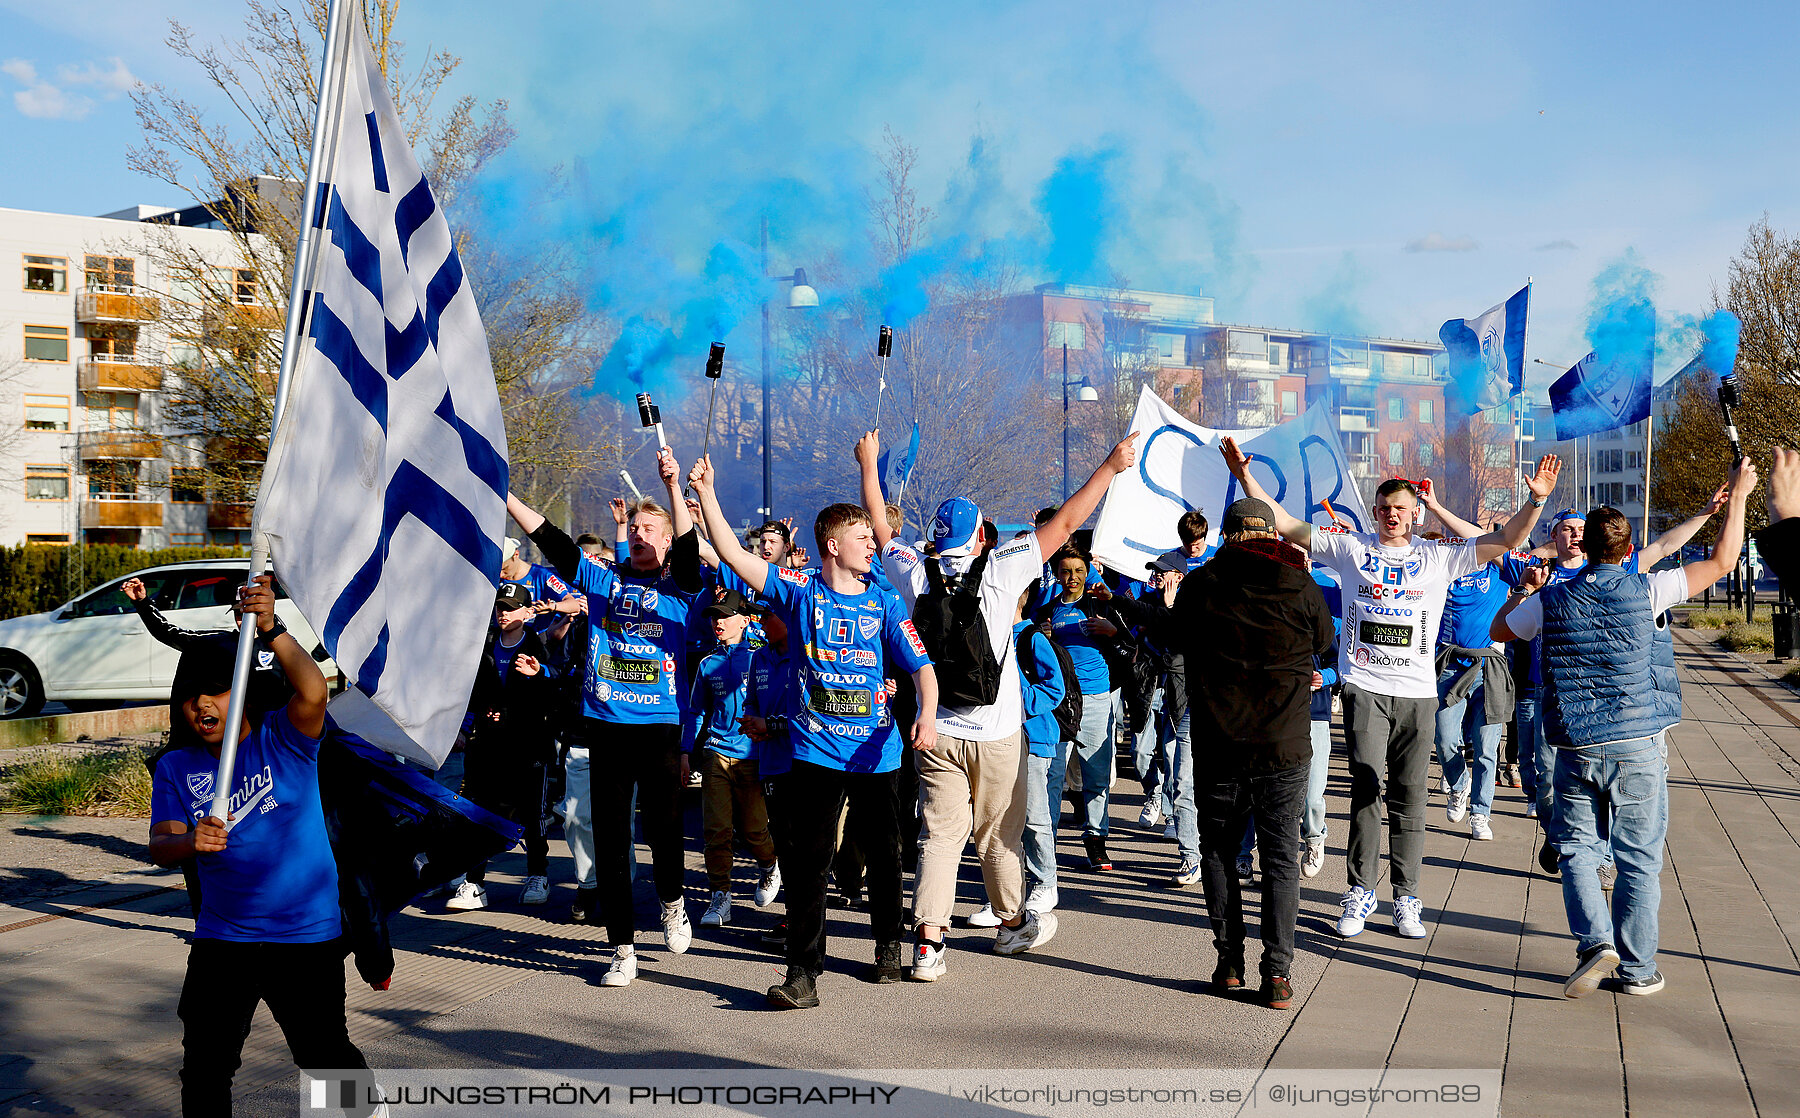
[1436,667,1503,816]
[1073,690,1118,838]
[1550,737,1668,980]
[1024,743,1069,890]
[1134,687,1166,801]
[1304,718,1330,841]
[1155,708,1198,865]
[1516,692,1552,819]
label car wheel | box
[0,655,46,719]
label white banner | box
[1091,387,1369,581]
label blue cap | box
[930,497,983,557]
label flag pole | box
[208,0,354,822]
[1642,398,1655,547]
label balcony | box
[77,353,163,393]
[1338,406,1377,432]
[207,503,253,529]
[82,493,162,529]
[203,300,283,337]
[78,432,161,460]
[75,285,162,324]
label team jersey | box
[1043,599,1114,695]
[684,639,756,760]
[1310,526,1483,699]
[1437,561,1514,671]
[504,562,578,635]
[1013,620,1067,758]
[1500,551,1639,690]
[151,709,340,943]
[494,629,528,681]
[746,641,798,777]
[565,554,699,725]
[761,561,931,773]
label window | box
[1151,332,1179,359]
[1281,390,1299,416]
[26,533,71,544]
[169,532,206,546]
[229,267,258,305]
[1268,342,1288,367]
[1331,340,1369,367]
[1482,486,1515,511]
[25,464,70,500]
[1626,485,1643,504]
[24,324,69,362]
[1228,330,1268,357]
[1594,448,1625,473]
[1388,396,1404,421]
[1419,443,1436,469]
[1388,441,1404,466]
[1483,443,1514,468]
[211,528,252,546]
[66,572,176,619]
[25,393,70,430]
[84,391,138,430]
[87,459,139,498]
[1048,321,1086,349]
[1418,399,1434,424]
[84,254,135,290]
[170,572,239,609]
[171,466,205,503]
[1626,450,1644,470]
[88,326,138,358]
[23,254,67,292]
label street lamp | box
[1061,342,1098,501]
[759,217,818,517]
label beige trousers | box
[911,730,1028,929]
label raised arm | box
[243,574,327,738]
[1219,436,1310,543]
[1420,479,1486,540]
[688,455,768,595]
[855,431,895,549]
[1036,433,1140,556]
[1681,459,1757,597]
[1473,454,1561,563]
[1490,562,1550,642]
[508,492,582,581]
[1638,483,1728,568]
[657,446,694,540]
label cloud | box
[1536,238,1578,251]
[1403,232,1478,253]
[0,55,135,120]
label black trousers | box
[587,718,686,944]
[464,756,550,883]
[177,937,371,1118]
[776,760,904,975]
[1196,760,1308,979]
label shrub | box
[1682,609,1740,630]
[0,544,247,621]
[1718,621,1775,655]
[0,747,154,817]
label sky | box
[3,0,1797,397]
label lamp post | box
[1061,341,1098,501]
[758,215,818,518]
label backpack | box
[1016,626,1083,741]
[913,550,1003,707]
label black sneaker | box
[1563,942,1621,999]
[869,940,904,984]
[1211,958,1244,993]
[760,919,788,950]
[1261,975,1293,1010]
[767,967,820,1009]
[1538,839,1560,877]
[1084,836,1112,872]
[1619,970,1664,996]
[568,886,599,925]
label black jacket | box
[1105,587,1187,724]
[1756,517,1799,594]
[132,598,292,712]
[1173,539,1333,772]
[465,626,560,769]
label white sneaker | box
[753,862,782,908]
[519,875,549,905]
[966,903,1002,928]
[600,945,637,987]
[1393,895,1427,939]
[1138,802,1164,829]
[700,890,732,927]
[1300,838,1326,878]
[445,880,488,912]
[1023,884,1059,914]
[1526,802,1539,819]
[910,938,947,981]
[994,911,1058,955]
[1447,788,1470,824]
[1470,814,1494,841]
[661,900,692,954]
[1336,886,1377,938]
[1171,860,1202,886]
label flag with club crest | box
[1439,284,1529,415]
[256,14,508,766]
[877,421,921,501]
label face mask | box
[938,552,977,578]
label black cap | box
[702,586,755,619]
[1222,497,1277,535]
[496,582,532,610]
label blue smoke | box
[1584,251,1659,372]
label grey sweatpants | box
[1342,682,1436,898]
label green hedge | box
[0,544,249,621]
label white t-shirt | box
[1504,568,1688,641]
[1310,527,1483,699]
[883,532,1044,742]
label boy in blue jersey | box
[685,587,781,930]
[689,453,939,1010]
[505,445,705,989]
[1013,588,1070,916]
[149,575,375,1118]
[500,536,583,636]
[743,607,799,950]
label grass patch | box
[0,747,153,817]
[1718,620,1776,655]
[1784,663,1800,685]
[1683,609,1742,630]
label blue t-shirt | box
[1437,561,1512,670]
[151,709,340,943]
[761,562,931,773]
[684,639,756,760]
[746,642,797,778]
[1045,598,1112,696]
[504,562,577,635]
[566,553,698,725]
[1013,620,1067,757]
[494,629,528,681]
[1310,566,1342,721]
[1500,551,1638,690]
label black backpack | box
[913,551,1003,707]
[1016,626,1083,741]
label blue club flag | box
[877,421,921,501]
[1549,344,1654,440]
[1439,284,1529,415]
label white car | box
[0,560,336,719]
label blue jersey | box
[151,709,340,943]
[1013,620,1067,758]
[746,641,798,777]
[684,639,756,760]
[761,562,931,773]
[504,562,577,635]
[566,553,698,725]
[1438,561,1512,670]
[1045,599,1113,695]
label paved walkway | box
[2,628,1797,1117]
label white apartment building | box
[0,202,275,548]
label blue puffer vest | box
[1539,564,1681,747]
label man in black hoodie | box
[1172,498,1333,1011]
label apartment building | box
[0,202,276,548]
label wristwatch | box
[1531,496,1547,508]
